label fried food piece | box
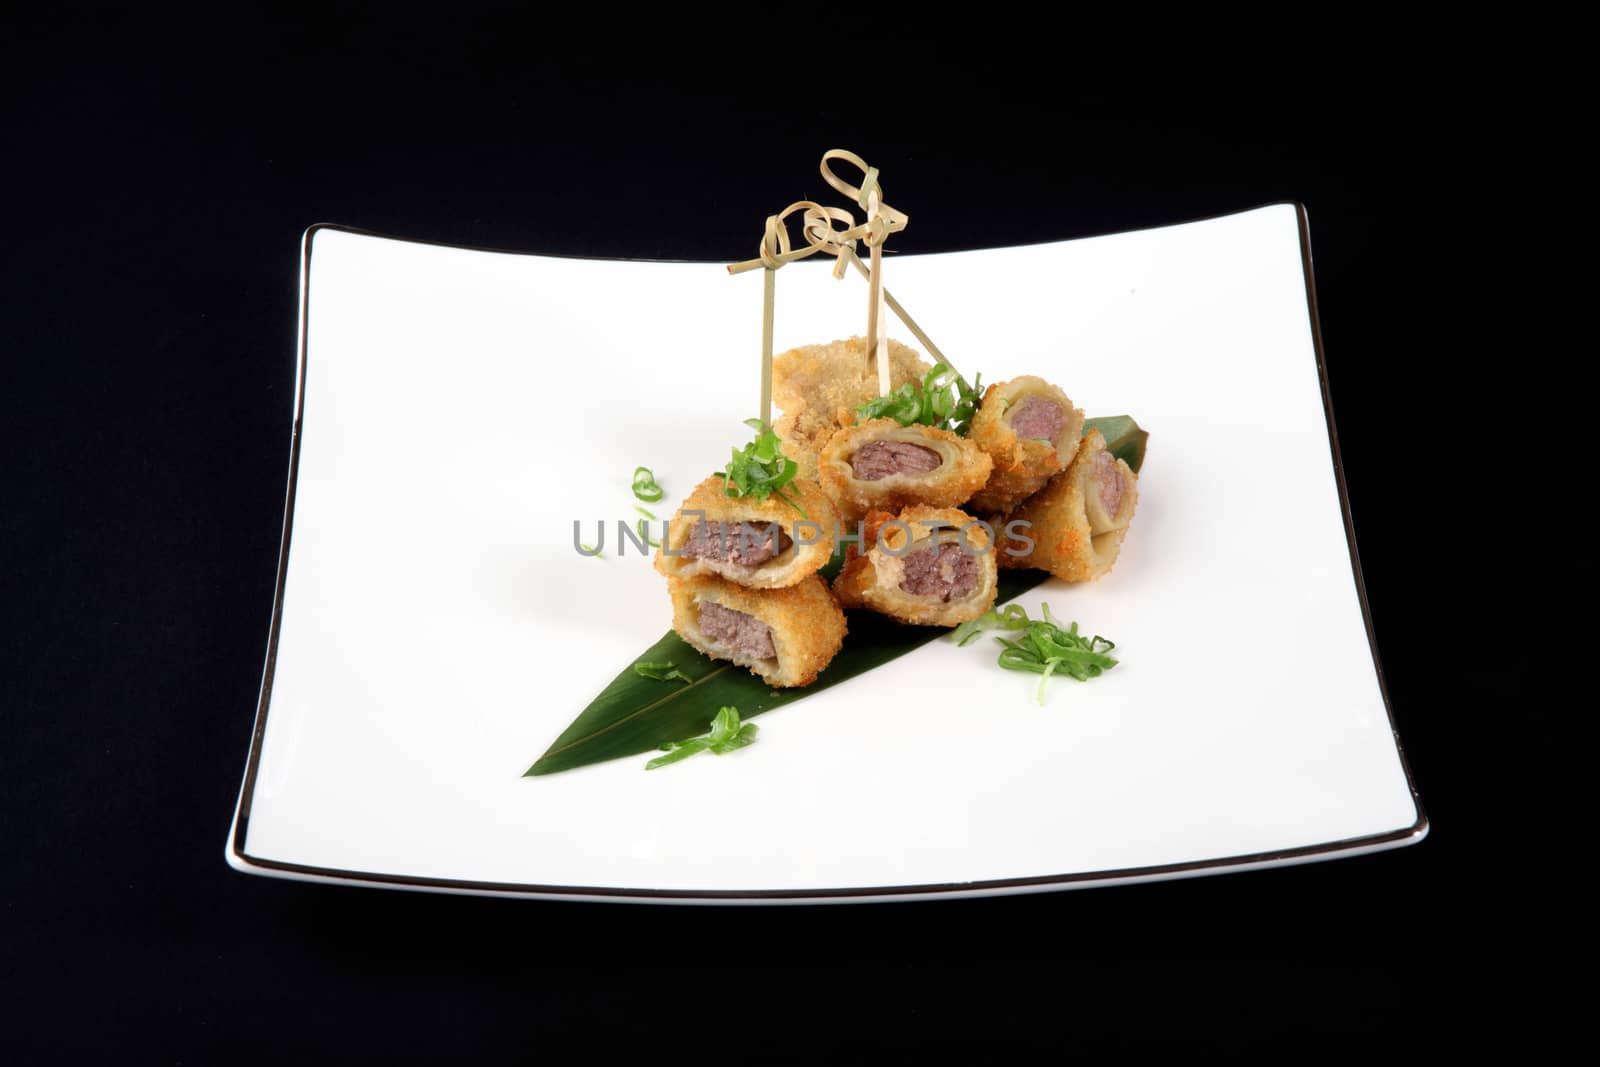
[816,418,992,524]
[772,336,931,480]
[967,376,1086,513]
[654,475,837,589]
[668,574,847,688]
[990,428,1139,582]
[832,506,999,627]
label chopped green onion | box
[951,603,1031,647]
[634,504,657,520]
[854,363,984,436]
[954,603,1117,703]
[645,706,759,769]
[633,661,691,684]
[644,739,710,768]
[632,466,665,503]
[1035,658,1059,704]
[719,420,806,517]
[579,543,603,557]
[706,705,739,746]
[637,518,660,548]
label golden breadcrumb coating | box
[967,376,1086,513]
[816,418,993,524]
[832,506,998,627]
[668,574,847,688]
[771,336,931,480]
[989,429,1139,582]
[654,474,837,589]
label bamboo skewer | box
[820,150,906,399]
[760,265,775,427]
[729,151,961,419]
[832,244,965,387]
[865,186,890,397]
[730,200,847,427]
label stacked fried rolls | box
[656,474,847,687]
[833,506,999,627]
[655,475,837,588]
[967,376,1086,513]
[817,419,992,524]
[990,428,1139,582]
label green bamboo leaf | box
[525,416,1146,777]
[526,567,1053,776]
[1083,415,1148,473]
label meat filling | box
[697,601,777,659]
[898,542,979,602]
[850,440,942,481]
[1093,450,1125,517]
[1009,396,1065,444]
[683,521,792,567]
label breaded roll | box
[654,474,837,589]
[772,336,931,480]
[968,376,1086,513]
[832,506,999,627]
[816,419,992,524]
[669,574,847,688]
[991,428,1139,582]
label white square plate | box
[226,204,1425,903]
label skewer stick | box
[865,188,890,398]
[730,159,955,408]
[730,201,837,427]
[760,265,775,427]
[836,244,965,388]
[820,151,908,397]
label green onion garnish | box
[636,518,660,548]
[951,603,1031,647]
[720,419,806,517]
[854,363,983,436]
[645,706,758,769]
[579,543,603,557]
[953,603,1117,703]
[632,466,665,503]
[633,661,691,684]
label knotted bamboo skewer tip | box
[726,150,965,424]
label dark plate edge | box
[1294,201,1429,835]
[226,222,315,864]
[225,205,1428,904]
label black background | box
[3,12,1586,1060]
